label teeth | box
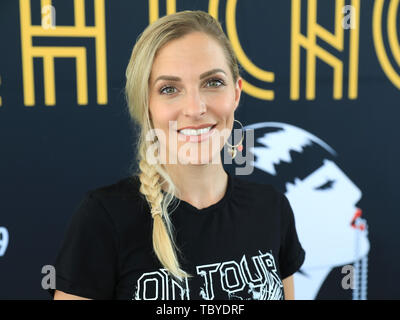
[179,126,213,136]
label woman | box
[50,10,305,300]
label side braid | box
[137,153,190,280]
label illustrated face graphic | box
[148,31,242,165]
[247,122,370,271]
[285,159,370,268]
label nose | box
[182,88,206,118]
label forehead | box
[150,32,229,80]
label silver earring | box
[225,119,244,159]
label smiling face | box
[148,31,242,165]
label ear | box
[234,77,243,111]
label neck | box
[162,162,228,210]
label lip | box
[178,124,217,143]
[351,207,365,230]
[177,123,216,131]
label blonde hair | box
[125,10,240,281]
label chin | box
[180,151,219,165]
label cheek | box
[208,95,235,118]
[150,103,177,128]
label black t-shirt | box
[47,171,305,300]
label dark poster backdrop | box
[0,0,399,299]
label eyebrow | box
[153,68,227,85]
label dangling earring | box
[225,119,244,159]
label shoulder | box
[85,175,147,206]
[88,175,142,199]
[232,174,283,205]
[81,175,149,223]
[230,174,289,223]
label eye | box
[314,179,336,190]
[205,78,225,88]
[159,78,225,95]
[159,86,177,95]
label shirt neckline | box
[164,170,234,214]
